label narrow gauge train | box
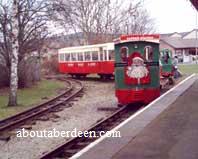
[114,34,160,106]
[58,43,114,79]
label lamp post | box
[196,11,198,64]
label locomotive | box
[114,34,160,106]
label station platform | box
[72,74,198,159]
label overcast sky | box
[144,0,197,34]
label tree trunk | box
[8,0,19,106]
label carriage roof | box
[58,42,114,54]
[114,34,160,44]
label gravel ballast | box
[0,80,117,159]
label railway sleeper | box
[76,141,92,147]
[63,103,73,108]
[70,98,79,102]
[100,122,111,127]
[50,108,63,112]
[81,136,96,142]
[97,107,119,111]
[58,149,79,158]
[21,125,32,130]
[58,97,69,101]
[49,114,60,119]
[0,133,11,141]
[37,116,49,121]
[66,102,74,106]
[94,127,104,131]
[75,93,84,97]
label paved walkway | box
[72,75,197,159]
[113,79,198,159]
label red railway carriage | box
[58,43,114,78]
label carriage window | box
[104,50,108,61]
[71,53,77,61]
[85,52,91,61]
[144,46,153,61]
[100,52,103,61]
[65,54,70,61]
[120,47,128,62]
[92,51,98,61]
[99,47,103,61]
[59,54,64,62]
[109,50,115,60]
[77,53,83,61]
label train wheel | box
[117,103,123,107]
[81,75,86,79]
[70,74,75,78]
[76,75,81,79]
[99,74,104,79]
[106,75,112,80]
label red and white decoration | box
[126,56,148,79]
[125,52,150,85]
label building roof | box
[58,42,114,54]
[161,37,198,49]
[160,29,198,49]
[160,30,196,39]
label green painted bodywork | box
[160,49,173,73]
[115,41,160,89]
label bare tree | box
[121,8,156,34]
[0,0,51,106]
[8,0,19,106]
[50,0,155,45]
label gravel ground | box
[0,80,117,159]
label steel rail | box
[0,78,84,135]
[39,104,142,159]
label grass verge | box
[0,79,65,120]
[178,64,198,74]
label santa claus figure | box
[126,56,148,81]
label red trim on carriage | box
[114,34,160,44]
[59,61,114,75]
[124,52,150,85]
[115,88,160,105]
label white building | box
[160,29,198,63]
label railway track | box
[40,104,142,159]
[0,78,84,140]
